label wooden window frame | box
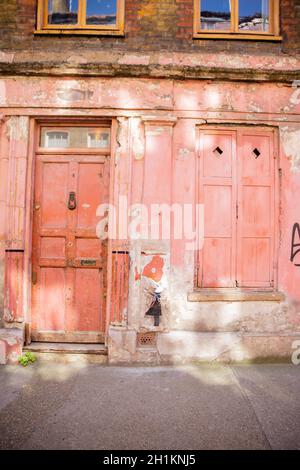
[35,0,125,36]
[193,0,281,41]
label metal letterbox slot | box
[80,259,97,266]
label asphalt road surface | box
[0,363,299,450]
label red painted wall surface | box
[0,75,299,339]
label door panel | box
[202,238,233,288]
[32,153,109,343]
[73,268,103,332]
[77,162,104,229]
[203,133,233,178]
[40,162,68,229]
[204,185,233,237]
[242,186,271,237]
[237,131,275,288]
[239,238,271,285]
[198,130,236,288]
[40,237,65,259]
[37,267,66,332]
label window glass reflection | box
[48,0,78,25]
[200,0,231,31]
[86,0,117,26]
[238,0,269,32]
[45,131,69,148]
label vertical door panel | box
[240,238,271,284]
[77,163,104,229]
[41,162,68,229]
[72,269,103,332]
[32,160,69,335]
[204,185,232,237]
[35,267,66,332]
[242,186,271,237]
[73,161,105,335]
[202,238,233,288]
[198,131,236,288]
[237,131,275,288]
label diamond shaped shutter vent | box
[213,146,223,157]
[253,148,261,158]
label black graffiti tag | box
[291,223,300,267]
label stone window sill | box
[34,29,124,37]
[193,34,282,41]
[188,289,285,302]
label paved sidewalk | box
[0,363,299,450]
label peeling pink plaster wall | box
[0,76,299,338]
[277,128,300,327]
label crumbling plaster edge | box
[0,62,299,84]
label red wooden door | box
[197,127,276,290]
[31,153,109,343]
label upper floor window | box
[194,0,281,40]
[36,0,125,35]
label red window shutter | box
[236,130,275,288]
[198,130,237,288]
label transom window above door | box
[36,0,125,35]
[40,126,111,151]
[194,0,281,40]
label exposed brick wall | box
[0,0,299,56]
[281,0,300,50]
